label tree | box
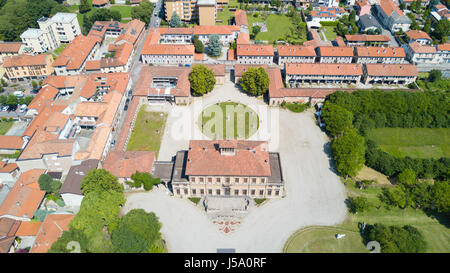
[5,94,18,106]
[431,180,450,214]
[427,70,442,82]
[321,103,354,138]
[252,25,261,39]
[207,34,222,57]
[0,95,6,105]
[331,128,366,177]
[188,64,216,96]
[169,12,181,28]
[111,226,149,253]
[31,80,38,90]
[423,18,431,34]
[80,169,123,195]
[48,228,89,253]
[131,0,154,26]
[38,174,53,193]
[397,168,416,188]
[111,10,122,22]
[193,35,204,53]
[129,171,161,191]
[365,224,427,253]
[347,196,370,213]
[79,0,91,14]
[399,2,406,10]
[432,19,449,43]
[239,67,269,96]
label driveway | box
[123,79,347,252]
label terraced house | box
[277,45,316,66]
[355,46,406,64]
[172,140,284,199]
[362,63,418,84]
[236,44,274,65]
[285,63,363,85]
[3,54,54,82]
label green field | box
[284,179,450,253]
[320,26,337,41]
[0,119,13,135]
[367,128,450,159]
[126,108,167,158]
[110,5,132,18]
[249,14,294,43]
[199,102,259,140]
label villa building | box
[362,63,418,84]
[171,140,284,199]
[3,54,54,82]
[375,0,411,33]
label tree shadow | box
[323,142,339,176]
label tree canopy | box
[129,171,161,191]
[188,64,216,96]
[239,67,269,96]
[365,224,427,253]
[207,34,222,57]
[169,12,181,28]
[131,0,154,26]
[80,169,124,195]
[321,103,354,138]
[331,128,366,177]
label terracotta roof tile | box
[286,63,363,76]
[0,136,24,150]
[235,10,249,26]
[437,43,450,51]
[30,214,74,253]
[16,221,42,236]
[53,35,100,70]
[103,151,155,178]
[318,46,354,57]
[0,42,23,54]
[356,46,406,57]
[134,66,191,98]
[345,34,390,42]
[408,41,436,53]
[3,54,50,68]
[406,30,432,41]
[236,44,274,56]
[193,25,240,35]
[277,45,316,57]
[365,63,418,77]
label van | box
[19,104,27,113]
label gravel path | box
[123,80,348,252]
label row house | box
[141,44,195,66]
[20,13,81,54]
[172,140,284,199]
[310,7,346,24]
[0,42,25,61]
[236,44,274,65]
[406,41,441,65]
[345,35,390,47]
[3,54,54,82]
[158,28,194,44]
[355,46,406,64]
[437,44,450,64]
[193,25,240,45]
[277,45,316,66]
[88,20,145,47]
[362,63,418,84]
[53,35,101,76]
[317,46,354,64]
[285,63,363,85]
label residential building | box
[375,0,411,32]
[317,46,354,63]
[165,0,217,24]
[0,162,21,185]
[158,28,194,44]
[0,136,25,156]
[277,45,316,66]
[405,30,432,45]
[236,44,274,64]
[436,43,450,64]
[20,13,81,54]
[0,217,20,253]
[431,4,450,22]
[204,64,226,85]
[285,63,363,85]
[345,35,390,46]
[171,140,284,199]
[29,214,74,253]
[59,159,99,207]
[0,169,46,221]
[399,0,429,8]
[193,25,240,45]
[358,14,384,32]
[234,10,249,33]
[133,66,191,104]
[355,46,406,63]
[0,42,25,61]
[405,41,440,64]
[103,151,155,186]
[3,54,54,82]
[53,35,101,76]
[362,63,418,84]
[356,0,371,16]
[198,0,216,25]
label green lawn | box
[0,119,13,135]
[199,102,259,140]
[110,5,132,18]
[126,108,167,158]
[250,14,293,43]
[367,128,450,159]
[320,26,337,41]
[284,179,450,253]
[216,7,235,25]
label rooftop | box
[3,54,50,68]
[355,46,406,58]
[30,214,74,253]
[286,63,363,76]
[365,63,418,77]
[103,151,155,178]
[236,44,274,56]
[59,159,99,195]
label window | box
[275,190,279,196]
[234,189,239,195]
[216,177,221,183]
[216,189,221,195]
[243,178,248,183]
[192,189,196,195]
[268,189,272,196]
[200,189,204,195]
[260,190,264,196]
[251,190,255,196]
[199,177,204,183]
[190,177,195,182]
[252,178,257,184]
[208,189,212,195]
[225,177,230,183]
[243,190,247,195]
[234,178,239,183]
[184,189,188,195]
[208,177,212,183]
[176,189,180,194]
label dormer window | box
[220,147,235,156]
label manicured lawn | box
[199,102,259,140]
[250,14,293,43]
[126,108,168,158]
[110,5,132,18]
[320,26,337,41]
[284,179,450,253]
[367,128,450,159]
[216,7,234,25]
[0,119,13,135]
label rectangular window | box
[260,190,264,196]
[176,189,180,194]
[275,190,279,196]
[192,189,196,195]
[251,190,255,196]
[199,177,204,182]
[243,178,248,183]
[208,177,212,183]
[216,177,221,183]
[252,178,257,183]
[234,189,239,195]
[243,190,247,195]
[200,189,204,195]
[208,189,212,195]
[184,189,188,195]
[225,177,230,183]
[216,189,221,195]
[234,178,239,183]
[268,189,272,196]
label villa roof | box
[103,151,155,178]
[286,63,363,76]
[365,63,418,77]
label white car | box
[13,91,24,97]
[19,104,27,113]
[2,105,9,112]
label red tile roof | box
[185,140,271,177]
[236,32,250,45]
[236,44,274,56]
[379,0,404,17]
[318,46,354,57]
[286,63,363,76]
[365,63,418,77]
[28,85,59,113]
[141,44,194,56]
[408,41,436,53]
[356,46,406,57]
[0,136,24,150]
[92,0,108,5]
[234,64,268,78]
[0,42,23,54]
[16,221,42,236]
[53,35,100,70]
[345,34,390,42]
[235,10,249,26]
[277,45,316,57]
[437,43,450,51]
[406,30,432,41]
[193,25,240,35]
[103,151,155,178]
[3,54,50,68]
[30,214,74,253]
[134,66,191,98]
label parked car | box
[19,104,27,113]
[2,105,9,112]
[13,91,24,97]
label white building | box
[20,13,81,54]
[236,45,274,65]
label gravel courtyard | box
[122,80,347,252]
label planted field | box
[367,128,450,159]
[126,108,167,157]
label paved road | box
[123,80,347,252]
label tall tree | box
[80,169,124,195]
[321,103,354,138]
[131,0,154,26]
[331,128,366,177]
[207,34,222,57]
[79,0,91,14]
[239,67,269,96]
[169,12,181,28]
[189,64,216,96]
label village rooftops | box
[286,63,363,76]
[437,43,450,51]
[277,45,316,57]
[355,46,406,58]
[364,63,418,77]
[141,44,195,56]
[3,54,50,68]
[318,46,354,57]
[133,66,191,98]
[345,34,390,42]
[59,159,99,195]
[29,214,74,253]
[236,44,274,56]
[103,151,155,179]
[405,30,432,41]
[185,140,271,177]
[0,42,23,54]
[0,136,24,150]
[53,35,101,70]
[234,10,249,26]
[379,0,405,17]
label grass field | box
[367,128,450,159]
[0,119,13,135]
[126,108,167,158]
[110,5,132,18]
[283,179,450,253]
[199,102,259,140]
[320,26,337,41]
[250,14,294,43]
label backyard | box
[0,118,13,135]
[367,128,450,159]
[320,26,337,41]
[284,179,450,253]
[126,107,168,158]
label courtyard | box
[122,78,347,252]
